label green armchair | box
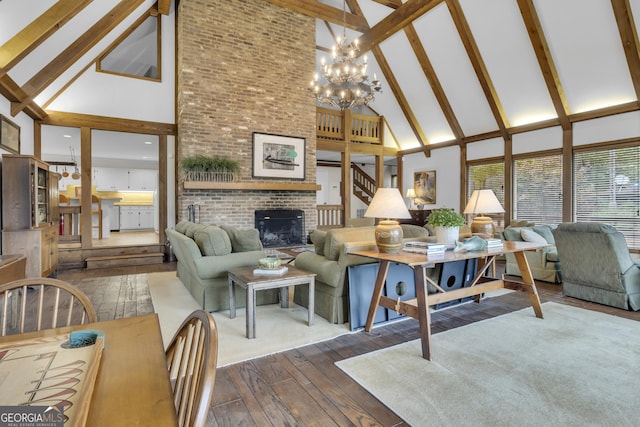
[552,222,640,311]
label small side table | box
[228,265,316,339]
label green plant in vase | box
[180,155,239,182]
[427,208,465,244]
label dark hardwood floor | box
[59,262,639,427]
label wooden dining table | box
[0,314,178,426]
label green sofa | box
[552,222,640,311]
[293,224,433,324]
[502,224,562,283]
[166,220,278,312]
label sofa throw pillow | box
[185,222,207,238]
[175,220,191,234]
[310,230,327,256]
[532,225,555,245]
[503,227,523,242]
[194,225,232,256]
[520,228,547,244]
[220,225,263,252]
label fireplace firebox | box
[254,209,305,248]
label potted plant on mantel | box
[180,155,239,183]
[427,208,466,244]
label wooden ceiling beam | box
[611,0,640,105]
[0,0,92,78]
[404,24,464,141]
[371,0,403,9]
[11,0,146,117]
[0,75,46,120]
[157,0,171,15]
[446,0,509,141]
[261,0,369,32]
[358,0,442,54]
[41,110,175,135]
[518,0,571,130]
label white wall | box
[403,145,462,211]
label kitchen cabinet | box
[120,206,154,230]
[1,155,59,278]
[128,169,157,191]
[93,167,156,191]
[93,167,128,191]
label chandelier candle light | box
[365,188,412,254]
[310,0,381,110]
[463,189,505,235]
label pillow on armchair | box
[520,228,548,244]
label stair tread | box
[86,253,164,261]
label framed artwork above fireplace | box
[252,132,305,180]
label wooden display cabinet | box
[1,154,58,277]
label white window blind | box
[513,154,563,225]
[467,162,505,226]
[574,145,640,249]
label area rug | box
[147,272,351,367]
[336,302,640,427]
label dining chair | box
[0,277,98,336]
[165,309,218,427]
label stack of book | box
[484,238,503,251]
[403,241,446,256]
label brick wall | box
[176,0,317,232]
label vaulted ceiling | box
[273,0,640,156]
[1,0,639,159]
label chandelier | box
[310,1,381,110]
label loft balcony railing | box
[316,107,382,144]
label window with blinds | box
[513,154,563,225]
[574,145,640,249]
[467,162,505,226]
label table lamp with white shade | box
[365,188,412,254]
[405,188,416,208]
[463,189,505,235]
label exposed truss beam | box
[611,0,640,105]
[158,0,171,15]
[0,75,46,120]
[261,0,369,32]
[347,0,429,147]
[518,0,571,130]
[371,0,402,8]
[446,0,509,141]
[42,110,175,135]
[0,0,92,78]
[358,0,442,54]
[11,0,146,117]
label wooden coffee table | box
[228,265,316,339]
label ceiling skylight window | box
[97,13,161,81]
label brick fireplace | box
[176,0,317,230]
[254,209,305,248]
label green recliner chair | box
[552,222,640,311]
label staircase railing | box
[316,204,344,230]
[352,164,376,205]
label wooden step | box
[85,253,165,269]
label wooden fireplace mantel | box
[183,181,321,191]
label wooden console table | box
[352,241,547,361]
